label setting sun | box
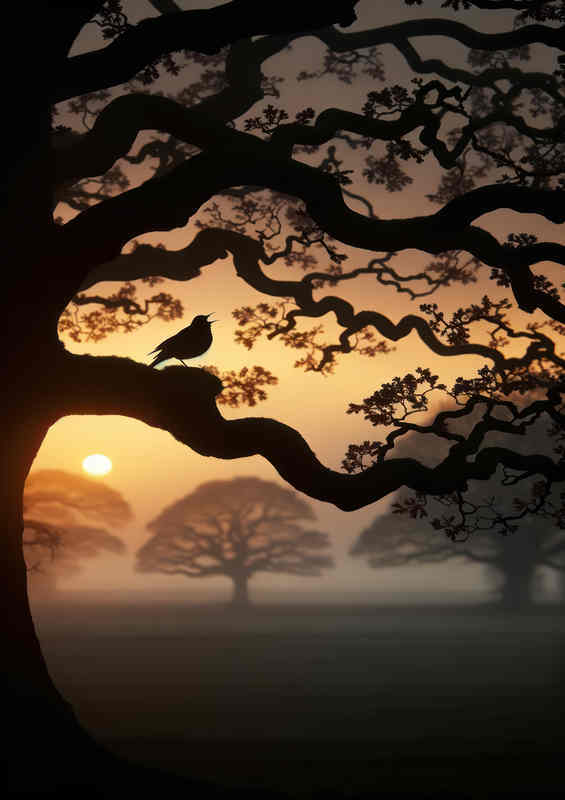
[82,453,113,476]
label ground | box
[31,595,565,798]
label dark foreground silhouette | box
[5,0,565,794]
[148,314,216,368]
[21,599,564,798]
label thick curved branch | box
[459,2,545,8]
[64,147,565,260]
[148,1,182,13]
[315,18,565,57]
[54,351,417,510]
[51,351,565,512]
[55,85,563,189]
[62,139,565,319]
[55,91,450,185]
[271,91,565,167]
[79,228,560,376]
[52,0,359,104]
[54,93,245,186]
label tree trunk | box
[492,532,539,611]
[0,93,217,795]
[496,564,538,610]
[0,389,249,797]
[230,572,250,606]
[0,411,128,794]
[552,566,565,605]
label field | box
[33,596,565,798]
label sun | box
[82,454,113,476]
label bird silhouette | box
[149,314,216,368]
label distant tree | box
[351,510,565,609]
[24,470,131,597]
[350,399,565,609]
[137,477,334,606]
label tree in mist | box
[351,506,565,609]
[351,399,565,609]
[24,470,130,597]
[5,0,565,793]
[137,477,333,606]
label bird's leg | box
[178,359,189,368]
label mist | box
[31,585,564,796]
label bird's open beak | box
[206,314,217,323]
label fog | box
[31,589,565,796]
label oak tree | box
[137,477,333,606]
[24,470,130,598]
[351,399,565,609]
[4,0,565,794]
[351,502,565,609]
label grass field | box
[33,598,565,797]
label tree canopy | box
[351,498,565,607]
[137,476,333,604]
[350,398,565,606]
[23,469,130,594]
[47,0,565,518]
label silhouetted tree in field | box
[24,470,129,598]
[351,400,565,609]
[137,477,333,606]
[4,0,565,794]
[351,506,565,609]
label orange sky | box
[30,0,564,603]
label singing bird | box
[149,314,216,368]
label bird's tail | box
[149,351,167,368]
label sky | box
[30,0,564,604]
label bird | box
[148,314,216,368]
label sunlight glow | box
[82,453,113,476]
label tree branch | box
[315,17,565,57]
[55,87,565,188]
[52,0,359,103]
[61,139,565,319]
[51,351,565,512]
[394,36,565,104]
[79,228,514,372]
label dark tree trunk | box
[0,315,136,794]
[0,401,247,797]
[491,531,539,611]
[0,78,110,783]
[0,57,227,796]
[0,406,204,796]
[0,413,101,793]
[556,570,565,605]
[496,563,538,610]
[230,572,250,606]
